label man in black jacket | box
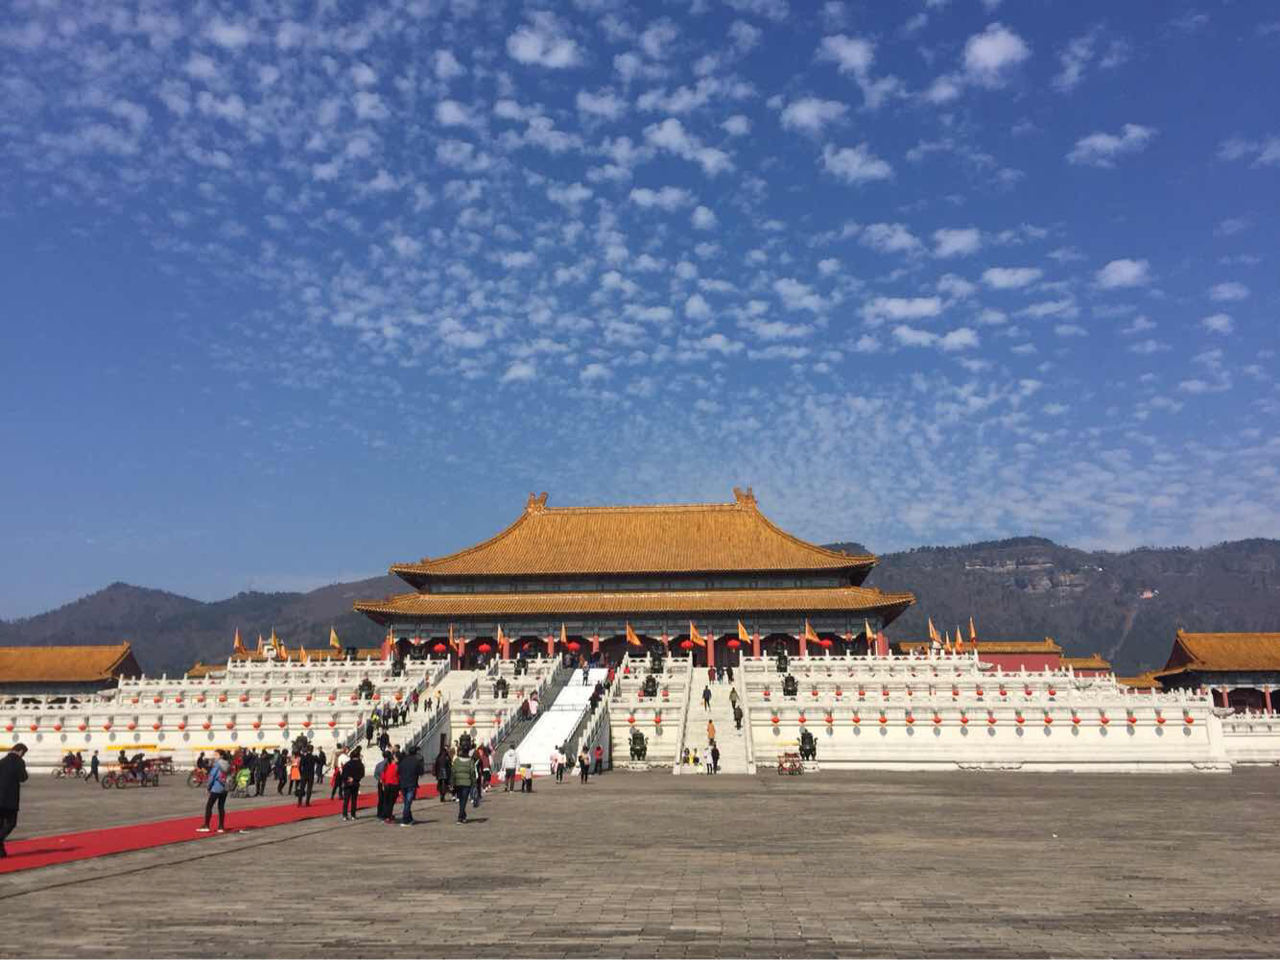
[398,746,423,825]
[297,747,317,807]
[433,736,452,803]
[0,743,29,859]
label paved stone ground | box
[3,767,1280,958]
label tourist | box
[398,746,422,826]
[520,755,534,793]
[341,747,365,821]
[450,745,477,824]
[707,666,715,684]
[582,665,590,686]
[315,747,327,784]
[701,745,712,773]
[733,704,743,731]
[716,665,725,683]
[434,736,452,802]
[89,750,100,783]
[254,751,270,797]
[288,752,302,796]
[379,751,399,823]
[477,745,492,790]
[729,687,739,711]
[710,743,720,775]
[364,717,374,746]
[552,747,565,784]
[197,750,231,834]
[297,747,317,807]
[331,748,348,799]
[726,664,734,683]
[529,694,540,720]
[707,719,716,743]
[275,749,288,795]
[702,685,712,711]
[593,744,604,775]
[502,746,518,791]
[577,748,590,784]
[0,743,29,858]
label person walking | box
[330,748,348,800]
[592,744,603,776]
[398,746,422,826]
[707,719,716,743]
[0,744,29,858]
[433,737,452,803]
[577,748,590,784]
[297,748,317,807]
[710,743,721,775]
[450,745,478,823]
[341,747,365,821]
[729,687,739,711]
[197,750,231,834]
[726,664,735,684]
[379,751,400,823]
[520,752,534,794]
[374,751,389,819]
[89,750,99,783]
[274,749,288,795]
[552,748,565,784]
[288,752,302,797]
[702,685,712,711]
[502,746,518,791]
[256,750,271,797]
[733,703,743,731]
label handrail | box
[669,655,695,774]
[738,663,756,774]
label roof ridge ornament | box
[526,491,549,513]
[732,486,756,507]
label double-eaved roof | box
[1155,629,1280,678]
[358,490,913,626]
[390,488,875,584]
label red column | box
[1265,689,1273,714]
[751,631,761,660]
[707,632,716,669]
[499,639,511,660]
[876,632,889,657]
[456,639,467,669]
[798,625,808,658]
[591,635,601,658]
[545,634,555,657]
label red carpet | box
[0,784,443,875]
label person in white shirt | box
[502,747,518,792]
[330,750,350,799]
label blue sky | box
[1,0,1277,618]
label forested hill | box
[2,538,1278,677]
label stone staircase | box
[680,674,750,774]
[488,659,571,762]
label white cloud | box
[640,18,679,59]
[185,53,218,81]
[435,99,471,126]
[982,267,1042,290]
[581,362,610,383]
[779,97,847,135]
[933,227,982,258]
[629,186,693,211]
[691,205,717,230]
[1217,136,1280,166]
[1209,282,1249,302]
[859,222,921,255]
[816,34,902,109]
[500,360,538,384]
[389,234,421,259]
[891,324,937,348]
[644,118,733,176]
[937,327,980,351]
[1067,124,1156,167]
[576,89,627,120]
[1052,29,1128,93]
[774,278,827,313]
[434,50,465,80]
[205,19,252,50]
[1201,313,1234,335]
[721,115,751,136]
[1094,258,1150,289]
[861,296,943,326]
[962,23,1031,88]
[547,182,593,208]
[507,17,582,69]
[685,293,712,319]
[821,143,892,184]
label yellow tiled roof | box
[186,648,383,677]
[1156,630,1280,675]
[897,638,1063,655]
[1117,670,1162,690]
[391,489,875,579]
[0,643,139,683]
[355,585,914,621]
[1062,653,1112,670]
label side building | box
[0,642,142,698]
[354,488,915,665]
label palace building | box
[354,488,915,666]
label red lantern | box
[771,714,780,725]
[253,721,261,730]
[239,694,248,703]
[627,715,635,725]
[905,714,915,725]
[727,639,741,649]
[1048,688,1057,697]
[131,697,139,705]
[202,722,211,730]
[152,722,161,731]
[1100,714,1110,725]
[53,723,62,732]
[302,720,311,728]
[305,695,313,703]
[987,713,997,725]
[679,640,694,650]
[127,721,136,731]
[1043,715,1053,725]
[78,722,88,732]
[851,712,860,725]
[1071,714,1081,726]
[328,720,336,728]
[29,723,38,732]
[432,642,447,653]
[278,720,287,728]
[566,641,581,652]
[1156,713,1166,725]
[763,688,771,699]
[329,694,336,702]
[103,722,113,731]
[218,695,227,703]
[654,716,662,725]
[1015,713,1025,725]
[798,714,807,725]
[477,643,493,654]
[153,697,162,704]
[933,713,942,725]
[959,714,969,726]
[825,714,833,725]
[878,713,887,725]
[175,696,183,704]
[466,717,475,727]
[1127,714,1137,725]
[226,721,235,730]
[811,689,819,698]
[1184,714,1194,725]
[177,721,186,731]
[976,687,984,697]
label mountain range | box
[2,537,1278,678]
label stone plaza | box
[4,767,1280,958]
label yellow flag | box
[625,623,642,647]
[803,619,822,645]
[329,627,341,651]
[969,617,977,643]
[560,623,570,648]
[738,620,750,644]
[863,619,873,642]
[233,629,247,656]
[955,627,965,654]
[299,645,309,662]
[256,634,265,655]
[688,622,706,648]
[927,618,940,643]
